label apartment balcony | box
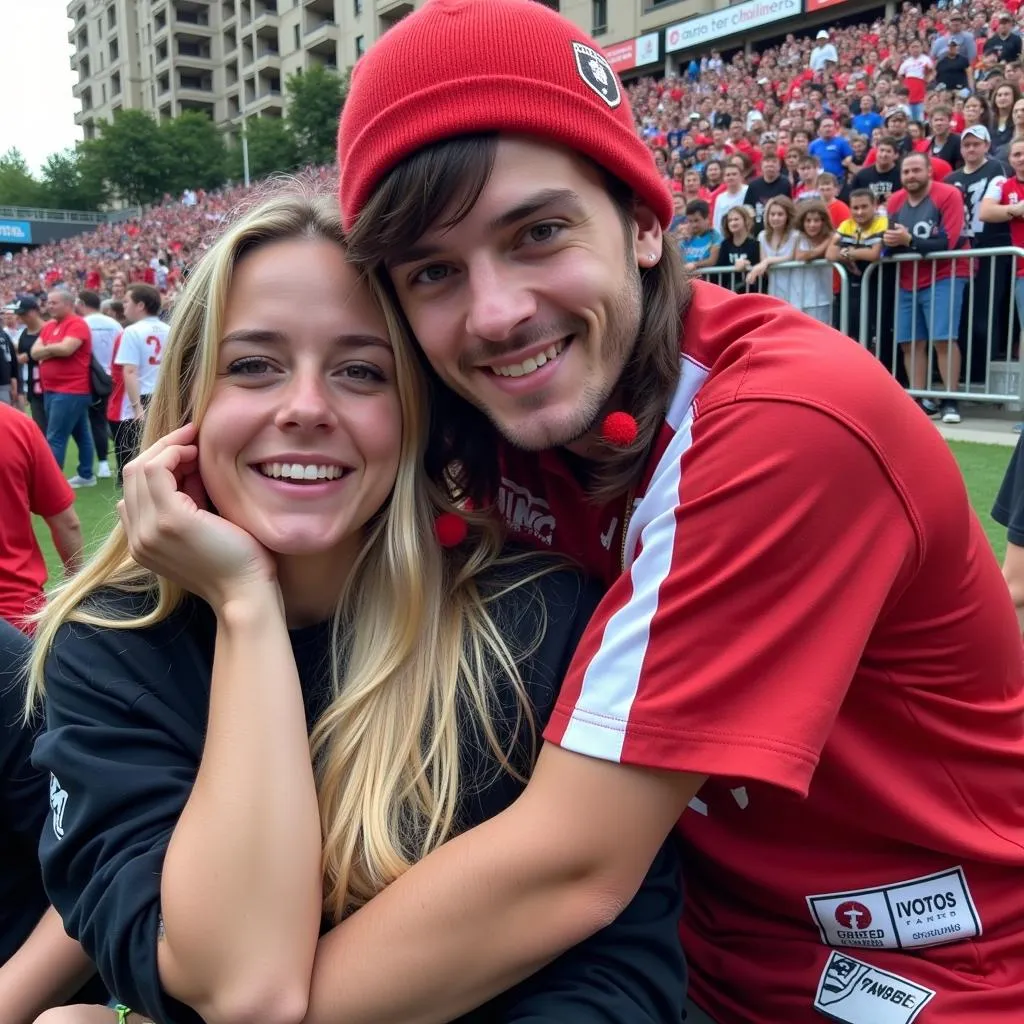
[178,83,217,104]
[253,9,279,37]
[248,90,284,115]
[376,0,413,17]
[305,19,339,55]
[252,47,281,72]
[304,0,335,16]
[172,1,215,35]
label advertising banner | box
[0,220,31,244]
[604,31,661,72]
[666,0,801,53]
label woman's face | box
[198,237,402,561]
[725,210,746,236]
[802,211,825,236]
[767,203,788,229]
[995,86,1015,113]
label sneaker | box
[96,460,111,479]
[941,401,961,425]
[918,398,940,417]
[68,475,97,488]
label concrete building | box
[68,0,886,144]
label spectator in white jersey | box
[107,284,169,485]
[74,291,120,481]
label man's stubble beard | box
[484,258,644,454]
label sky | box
[0,0,82,173]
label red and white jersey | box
[111,316,168,422]
[498,280,1024,1024]
[983,175,1024,277]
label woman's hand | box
[746,262,766,285]
[119,423,277,613]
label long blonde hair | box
[28,180,543,921]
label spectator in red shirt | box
[29,289,96,488]
[0,403,82,632]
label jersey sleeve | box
[544,399,917,797]
[992,433,1024,546]
[27,417,74,519]
[984,175,1008,201]
[32,619,205,1024]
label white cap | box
[816,29,829,39]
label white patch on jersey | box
[806,866,980,952]
[497,477,555,545]
[599,517,618,551]
[730,785,750,809]
[813,951,935,1024]
[688,795,709,816]
[558,357,709,762]
[49,773,68,840]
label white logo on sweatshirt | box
[50,774,68,839]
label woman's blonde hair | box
[28,179,543,921]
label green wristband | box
[115,1007,133,1024]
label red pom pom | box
[600,412,638,447]
[434,512,468,548]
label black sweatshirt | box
[0,617,108,1003]
[34,569,686,1023]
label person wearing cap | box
[809,30,838,74]
[935,36,974,94]
[981,135,1024,342]
[932,9,978,62]
[11,297,46,430]
[313,3,1024,1023]
[983,12,1023,62]
[0,315,15,406]
[950,122,1015,376]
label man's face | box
[798,161,817,184]
[960,133,989,167]
[385,139,658,453]
[761,156,781,180]
[1010,142,1024,178]
[723,166,742,190]
[820,119,836,139]
[932,111,951,136]
[46,291,70,320]
[851,195,876,225]
[686,211,709,235]
[124,295,145,324]
[910,40,922,56]
[887,114,907,137]
[819,179,837,202]
[901,155,931,195]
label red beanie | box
[338,0,672,231]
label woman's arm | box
[156,588,322,1024]
[0,908,97,1024]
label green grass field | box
[31,438,1014,584]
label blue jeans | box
[44,391,94,479]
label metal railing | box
[694,246,1024,409]
[858,247,1024,405]
[0,206,107,224]
[695,259,852,338]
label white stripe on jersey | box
[559,357,709,761]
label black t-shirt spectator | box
[0,330,14,396]
[994,433,1024,545]
[850,163,903,206]
[929,133,963,171]
[17,331,41,398]
[992,121,1015,152]
[745,174,792,232]
[983,31,1023,63]
[947,158,1012,247]
[716,236,761,292]
[935,53,970,91]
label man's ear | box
[632,201,664,268]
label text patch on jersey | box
[806,866,980,951]
[814,951,935,1024]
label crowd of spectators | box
[631,0,1024,422]
[3,4,1024,421]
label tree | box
[0,148,45,207]
[39,146,107,211]
[91,109,172,205]
[160,110,229,194]
[237,115,298,180]
[285,64,345,167]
